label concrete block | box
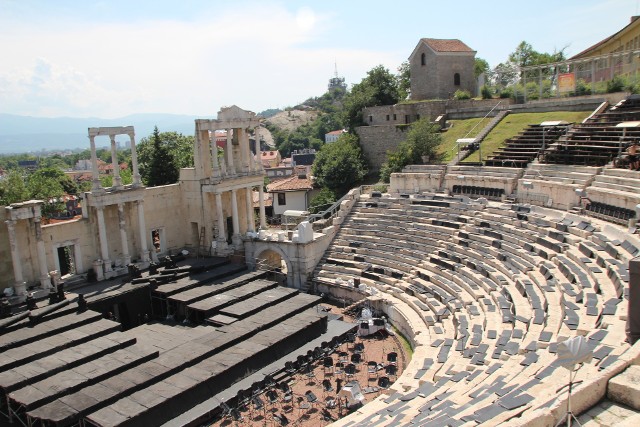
[608,365,640,410]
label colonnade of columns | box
[94,200,150,276]
[88,127,141,191]
[209,127,263,179]
[213,184,267,249]
[5,210,52,295]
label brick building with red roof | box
[409,38,477,100]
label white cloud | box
[0,3,400,118]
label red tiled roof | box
[327,129,345,135]
[267,174,314,192]
[422,38,474,52]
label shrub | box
[575,79,592,96]
[525,82,539,100]
[499,87,513,99]
[480,85,493,99]
[453,89,471,100]
[607,75,626,93]
[627,82,640,94]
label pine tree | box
[146,126,179,186]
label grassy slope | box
[439,111,592,163]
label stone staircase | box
[577,364,640,426]
[449,109,510,166]
[475,108,510,143]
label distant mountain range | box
[0,113,206,154]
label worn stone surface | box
[608,365,640,410]
[577,399,640,426]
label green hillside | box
[439,111,592,163]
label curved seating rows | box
[314,193,633,426]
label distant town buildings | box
[325,129,346,143]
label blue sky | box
[0,0,636,118]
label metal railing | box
[307,184,389,224]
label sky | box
[0,0,638,119]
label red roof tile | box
[422,38,474,53]
[267,174,314,192]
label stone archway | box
[254,246,293,288]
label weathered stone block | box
[608,365,640,410]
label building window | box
[416,114,420,121]
[386,115,390,121]
[393,114,397,120]
[454,73,461,86]
[277,193,286,206]
[421,53,426,66]
[369,115,373,123]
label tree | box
[509,41,538,69]
[312,133,367,195]
[26,171,65,218]
[397,61,411,101]
[308,188,337,214]
[380,119,442,182]
[0,170,28,205]
[508,41,567,81]
[343,65,400,130]
[142,126,179,186]
[474,58,490,78]
[492,62,518,88]
[31,167,79,195]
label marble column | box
[118,203,131,265]
[215,192,226,245]
[33,217,50,288]
[240,128,250,172]
[231,189,241,245]
[128,132,142,187]
[248,130,256,172]
[110,135,122,189]
[226,129,235,175]
[245,187,255,233]
[5,220,26,295]
[89,135,102,191]
[210,131,220,178]
[254,128,263,171]
[137,200,150,262]
[96,206,112,273]
[258,185,267,229]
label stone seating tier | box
[314,194,632,426]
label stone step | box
[577,399,640,427]
[608,364,640,410]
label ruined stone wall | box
[363,98,514,126]
[356,125,410,173]
[43,217,95,276]
[0,208,12,290]
[143,184,187,255]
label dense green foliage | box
[308,188,337,214]
[396,61,411,101]
[380,119,442,182]
[0,167,78,216]
[342,65,400,131]
[474,58,490,78]
[453,90,472,100]
[139,127,180,186]
[312,134,367,195]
